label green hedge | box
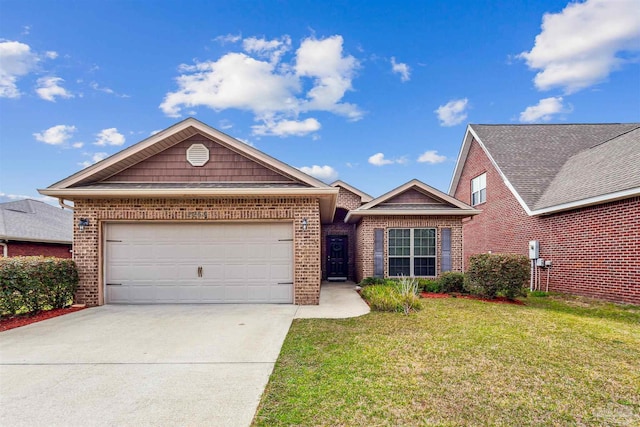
[464,253,529,299]
[0,256,79,316]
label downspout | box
[58,198,74,211]
[0,241,7,257]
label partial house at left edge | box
[0,199,72,258]
[39,118,479,306]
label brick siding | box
[453,138,640,305]
[354,216,464,283]
[72,197,321,306]
[3,241,72,258]
[320,187,362,280]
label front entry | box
[326,235,348,281]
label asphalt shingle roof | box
[0,199,72,243]
[470,123,640,210]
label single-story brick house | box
[0,199,72,258]
[449,123,640,305]
[39,118,478,306]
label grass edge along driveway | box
[254,295,640,426]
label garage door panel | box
[106,223,293,304]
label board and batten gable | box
[103,133,295,183]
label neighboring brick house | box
[39,118,478,307]
[0,199,72,258]
[449,123,640,305]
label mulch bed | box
[0,306,86,332]
[421,292,525,305]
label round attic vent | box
[186,143,210,167]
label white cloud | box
[298,165,338,181]
[36,76,73,101]
[519,0,640,93]
[160,34,362,134]
[435,98,469,127]
[79,152,108,168]
[44,51,58,59]
[295,36,362,120]
[214,33,242,44]
[252,117,321,137]
[519,96,571,123]
[150,129,162,136]
[160,53,299,117]
[33,124,77,145]
[417,150,446,164]
[72,142,84,148]
[0,40,39,98]
[243,36,291,63]
[0,192,58,205]
[90,81,129,98]
[94,128,125,146]
[367,152,392,166]
[391,57,410,82]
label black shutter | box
[441,228,451,272]
[374,228,384,278]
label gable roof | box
[0,199,72,244]
[345,179,479,223]
[330,180,373,203]
[449,123,640,216]
[39,118,338,221]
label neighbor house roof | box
[39,117,338,222]
[345,179,480,223]
[449,123,640,216]
[0,199,72,244]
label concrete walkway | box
[295,281,370,319]
[0,283,368,427]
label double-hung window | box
[388,228,436,277]
[471,173,486,206]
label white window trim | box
[471,173,486,206]
[387,228,437,277]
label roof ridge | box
[589,125,640,149]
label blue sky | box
[1,0,639,203]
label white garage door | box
[105,222,293,304]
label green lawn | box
[253,295,640,426]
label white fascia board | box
[448,125,473,195]
[530,187,640,216]
[38,187,339,198]
[330,180,373,202]
[345,208,481,223]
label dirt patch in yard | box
[1,306,86,332]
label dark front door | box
[327,235,348,281]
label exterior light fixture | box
[301,218,308,231]
[79,218,90,232]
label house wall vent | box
[186,143,210,167]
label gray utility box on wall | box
[528,240,539,259]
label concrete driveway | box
[0,304,297,427]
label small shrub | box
[0,256,79,316]
[361,285,401,312]
[359,277,387,286]
[396,276,422,315]
[418,278,441,293]
[439,272,466,293]
[360,280,422,314]
[464,253,529,299]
